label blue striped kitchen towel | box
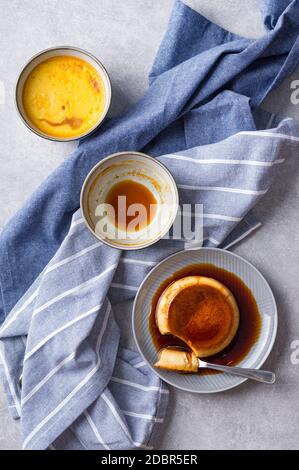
[1,0,299,322]
[0,116,299,450]
[1,0,299,451]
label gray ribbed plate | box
[132,248,277,393]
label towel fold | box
[1,0,299,450]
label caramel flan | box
[155,348,198,373]
[155,276,239,357]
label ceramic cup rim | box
[15,45,112,142]
[80,151,179,250]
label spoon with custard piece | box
[154,348,275,384]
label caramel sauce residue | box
[150,263,261,374]
[105,179,157,231]
[40,117,83,130]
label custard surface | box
[156,276,239,357]
[22,55,106,138]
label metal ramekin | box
[15,46,112,142]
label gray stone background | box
[0,0,298,450]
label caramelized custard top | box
[168,284,234,347]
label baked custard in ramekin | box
[16,47,111,141]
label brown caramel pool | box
[150,263,261,373]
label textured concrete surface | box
[0,0,299,450]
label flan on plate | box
[155,348,199,373]
[155,276,240,358]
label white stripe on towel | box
[0,288,39,335]
[203,213,241,222]
[25,303,102,362]
[222,222,263,250]
[111,376,169,393]
[167,235,219,246]
[110,283,138,291]
[177,210,242,223]
[122,410,164,423]
[178,209,241,222]
[101,392,132,439]
[69,217,84,230]
[101,392,153,449]
[184,235,221,249]
[22,351,76,405]
[238,131,299,142]
[178,184,268,196]
[133,361,147,369]
[84,411,110,450]
[23,303,111,449]
[32,265,117,318]
[266,113,275,129]
[205,236,221,245]
[0,346,21,416]
[45,242,102,273]
[134,442,154,450]
[161,153,285,167]
[120,258,156,267]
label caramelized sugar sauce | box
[105,179,157,231]
[149,263,261,374]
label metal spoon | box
[154,348,275,384]
[198,359,275,384]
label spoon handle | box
[200,360,275,384]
